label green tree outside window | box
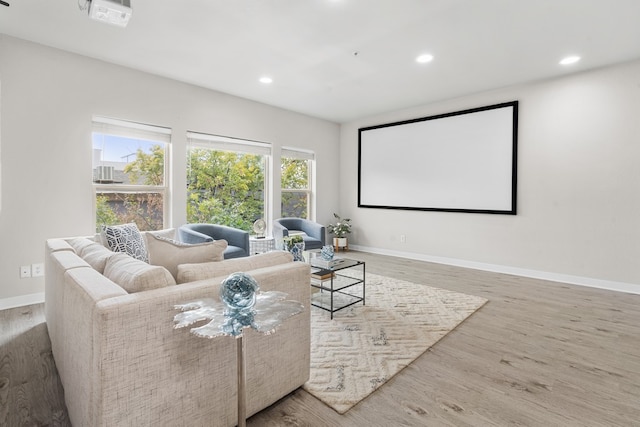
[281,157,309,219]
[187,148,265,232]
[96,143,312,233]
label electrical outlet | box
[400,234,406,243]
[20,265,32,278]
[32,263,45,277]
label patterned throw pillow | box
[102,223,149,263]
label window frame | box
[92,116,171,231]
[281,147,315,220]
[186,131,272,231]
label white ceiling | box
[2,0,640,123]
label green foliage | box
[95,195,119,232]
[187,148,265,231]
[283,234,304,252]
[96,145,165,232]
[96,145,311,233]
[281,158,308,189]
[283,234,304,245]
[327,213,352,238]
[281,191,308,219]
[123,145,165,185]
[281,158,309,219]
[95,192,164,232]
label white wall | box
[341,60,640,291]
[2,34,638,305]
[0,35,340,303]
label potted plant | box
[283,234,305,261]
[327,213,351,251]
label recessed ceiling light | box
[259,76,273,84]
[560,55,581,65]
[416,54,434,64]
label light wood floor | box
[2,251,639,426]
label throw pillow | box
[102,223,149,263]
[146,235,227,280]
[176,251,293,284]
[103,252,176,293]
[143,228,177,243]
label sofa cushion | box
[104,252,175,293]
[102,223,149,263]
[67,237,97,255]
[146,235,227,280]
[79,242,115,274]
[176,251,293,284]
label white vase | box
[333,237,348,250]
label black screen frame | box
[357,101,519,215]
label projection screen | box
[358,101,518,214]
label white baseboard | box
[350,245,640,295]
[0,292,45,311]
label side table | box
[174,272,303,427]
[249,236,275,255]
[310,259,365,319]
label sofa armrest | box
[60,267,128,426]
[45,249,93,386]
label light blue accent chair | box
[178,223,250,259]
[273,218,326,251]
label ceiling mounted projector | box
[89,0,132,27]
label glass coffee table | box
[310,259,365,319]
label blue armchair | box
[273,218,326,251]
[178,224,250,259]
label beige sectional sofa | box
[45,228,310,427]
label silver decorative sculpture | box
[174,272,304,427]
[320,244,334,260]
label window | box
[92,117,171,232]
[281,148,314,219]
[187,132,270,232]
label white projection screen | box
[358,101,518,214]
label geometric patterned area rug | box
[303,273,488,414]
